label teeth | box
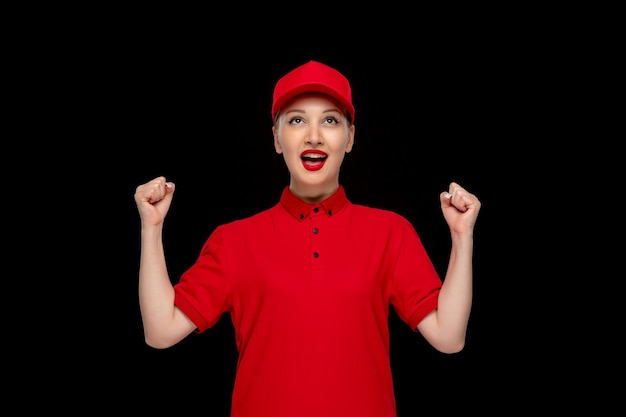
[303,154,324,159]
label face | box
[272,93,355,201]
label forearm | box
[138,225,178,347]
[432,233,474,352]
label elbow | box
[432,337,466,354]
[144,331,178,350]
[145,338,171,350]
[437,341,465,354]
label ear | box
[272,125,283,154]
[345,124,355,153]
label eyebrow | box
[284,108,343,116]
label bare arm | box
[417,182,481,354]
[135,176,196,349]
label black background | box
[16,16,577,415]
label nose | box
[306,124,323,146]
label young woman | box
[134,60,481,417]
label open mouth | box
[301,151,327,171]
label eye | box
[288,117,304,125]
[324,116,339,124]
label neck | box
[289,182,339,204]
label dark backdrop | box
[30,27,554,415]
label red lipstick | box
[300,150,327,171]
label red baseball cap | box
[272,60,354,123]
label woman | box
[134,60,481,417]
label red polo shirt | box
[174,185,442,417]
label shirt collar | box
[280,185,349,221]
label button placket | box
[311,206,321,263]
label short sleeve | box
[174,226,232,333]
